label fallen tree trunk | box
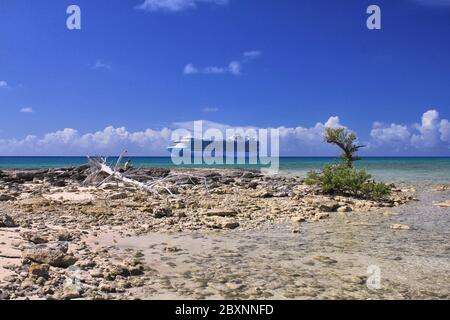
[83,151,208,197]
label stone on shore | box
[318,200,340,212]
[0,214,18,228]
[23,242,78,268]
[0,194,16,202]
[28,263,50,279]
[291,216,306,223]
[153,207,173,218]
[206,209,238,217]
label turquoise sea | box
[0,157,449,184]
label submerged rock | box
[434,200,450,208]
[390,224,411,230]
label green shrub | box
[305,164,391,199]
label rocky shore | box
[0,166,417,300]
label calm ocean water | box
[0,157,449,184]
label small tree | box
[325,128,365,168]
[305,128,390,199]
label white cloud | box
[370,109,450,151]
[277,116,343,141]
[411,109,441,147]
[20,107,33,113]
[370,123,411,145]
[0,126,173,156]
[184,50,261,76]
[243,51,262,60]
[228,61,241,75]
[440,119,450,143]
[183,63,199,75]
[93,59,111,70]
[203,107,219,113]
[204,66,226,74]
[184,62,239,75]
[136,0,228,12]
[0,80,8,88]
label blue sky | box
[0,0,449,156]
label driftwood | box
[83,151,208,197]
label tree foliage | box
[324,128,365,168]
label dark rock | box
[0,290,10,300]
[224,222,240,229]
[318,200,340,212]
[28,264,50,279]
[51,180,67,187]
[153,207,173,219]
[0,194,16,202]
[0,214,18,228]
[15,171,35,181]
[57,231,73,242]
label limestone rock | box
[23,242,78,268]
[291,216,306,223]
[21,231,48,244]
[62,286,81,300]
[337,206,352,213]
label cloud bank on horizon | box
[0,110,448,156]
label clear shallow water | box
[89,188,450,300]
[0,157,449,184]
